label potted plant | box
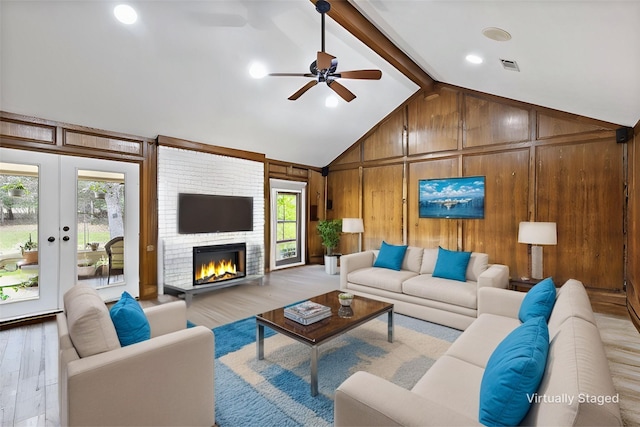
[2,181,28,197]
[95,256,109,276]
[77,256,95,277]
[317,219,342,274]
[20,234,38,265]
[89,182,107,199]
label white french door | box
[0,148,139,322]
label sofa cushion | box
[401,246,424,273]
[348,267,417,293]
[466,252,489,282]
[519,277,557,322]
[547,279,597,336]
[419,248,439,274]
[479,316,549,427]
[63,284,121,358]
[373,241,408,271]
[432,247,472,282]
[110,291,151,346]
[411,354,484,421]
[402,275,478,309]
[445,313,520,368]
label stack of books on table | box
[284,301,331,325]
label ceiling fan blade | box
[269,73,315,78]
[288,80,318,100]
[327,80,356,102]
[317,51,336,70]
[335,70,382,80]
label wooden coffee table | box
[255,290,393,396]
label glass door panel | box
[59,157,139,302]
[76,171,126,288]
[0,149,60,321]
[0,163,40,302]
[275,192,300,266]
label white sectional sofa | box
[340,246,510,330]
[334,279,622,426]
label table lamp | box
[518,221,557,280]
[342,218,364,252]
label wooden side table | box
[508,278,542,292]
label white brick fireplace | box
[157,146,264,293]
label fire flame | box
[197,259,237,282]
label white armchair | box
[57,285,214,426]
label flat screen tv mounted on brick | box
[178,193,253,234]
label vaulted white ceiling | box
[1,1,638,168]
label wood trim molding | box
[157,135,265,163]
[312,0,435,91]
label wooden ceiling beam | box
[312,0,436,91]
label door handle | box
[62,236,70,242]
[48,236,56,242]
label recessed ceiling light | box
[325,95,339,108]
[482,27,512,42]
[114,5,137,25]
[249,62,268,79]
[465,54,483,65]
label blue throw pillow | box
[432,247,472,282]
[479,316,550,427]
[373,241,408,271]
[518,277,557,322]
[110,291,151,346]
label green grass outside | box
[0,224,111,254]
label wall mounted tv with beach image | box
[418,176,485,219]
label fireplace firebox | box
[193,243,246,286]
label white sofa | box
[334,279,622,426]
[340,247,509,330]
[57,285,215,426]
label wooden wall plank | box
[463,149,530,276]
[407,158,459,249]
[362,165,404,250]
[464,95,530,147]
[536,140,624,290]
[307,170,325,262]
[628,126,640,330]
[408,89,459,155]
[332,144,361,165]
[363,109,405,161]
[537,113,609,140]
[326,168,361,256]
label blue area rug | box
[207,313,461,426]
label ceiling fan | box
[268,0,382,102]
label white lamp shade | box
[518,222,557,245]
[342,218,364,233]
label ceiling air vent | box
[500,59,520,72]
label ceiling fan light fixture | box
[114,4,137,25]
[249,62,268,79]
[482,27,512,42]
[325,95,339,108]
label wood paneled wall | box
[628,121,640,331]
[327,86,625,292]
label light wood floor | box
[1,265,639,426]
